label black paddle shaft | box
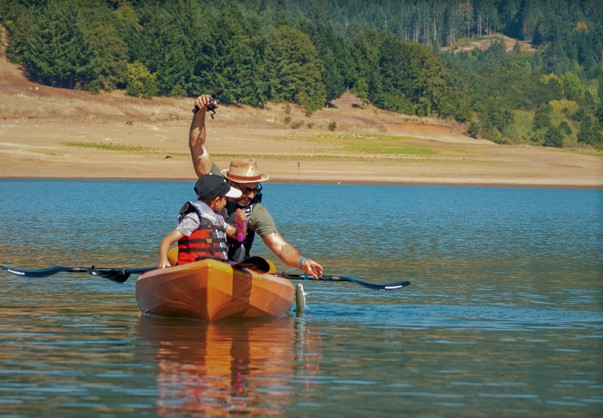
[276,273,411,291]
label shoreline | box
[2,175,601,190]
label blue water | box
[0,180,602,417]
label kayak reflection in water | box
[135,316,322,415]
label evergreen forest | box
[1,0,601,148]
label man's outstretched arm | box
[262,231,323,279]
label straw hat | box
[221,158,270,183]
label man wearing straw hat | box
[188,94,323,279]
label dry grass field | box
[1,53,601,188]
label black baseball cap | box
[194,173,242,200]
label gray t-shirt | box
[177,212,202,236]
[226,202,276,238]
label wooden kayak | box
[135,258,294,321]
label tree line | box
[0,0,601,148]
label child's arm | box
[225,209,247,239]
[225,223,244,239]
[159,229,185,268]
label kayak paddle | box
[275,273,411,291]
[1,256,271,283]
[2,262,409,290]
[0,264,153,283]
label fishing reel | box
[192,88,224,119]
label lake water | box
[0,180,602,417]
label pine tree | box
[263,26,326,114]
[21,1,93,88]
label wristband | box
[297,256,307,269]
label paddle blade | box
[1,265,67,278]
[89,268,130,284]
[89,267,155,284]
[1,264,154,284]
[234,256,270,273]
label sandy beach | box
[1,56,601,188]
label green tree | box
[562,71,586,102]
[77,1,129,91]
[113,2,145,63]
[19,0,93,88]
[209,4,267,106]
[2,3,35,64]
[126,1,211,97]
[375,35,415,113]
[543,126,563,147]
[300,5,353,102]
[126,61,158,98]
[533,104,553,130]
[263,26,326,114]
[558,120,572,136]
[348,27,382,103]
[481,100,514,136]
[405,41,450,116]
[538,74,564,104]
[374,35,450,117]
[578,116,603,148]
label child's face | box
[215,196,227,211]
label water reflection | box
[135,316,320,415]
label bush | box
[467,120,480,138]
[558,121,572,136]
[578,117,603,147]
[543,127,563,147]
[533,104,552,131]
[126,61,158,98]
[170,85,187,98]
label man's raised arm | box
[189,95,215,177]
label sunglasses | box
[234,183,263,195]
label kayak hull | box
[135,259,294,321]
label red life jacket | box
[177,201,228,265]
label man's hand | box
[193,94,219,113]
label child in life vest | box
[158,173,246,268]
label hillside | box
[0,55,601,187]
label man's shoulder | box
[250,202,274,224]
[251,202,271,215]
[249,202,276,236]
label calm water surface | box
[0,180,601,417]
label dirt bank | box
[1,56,601,188]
